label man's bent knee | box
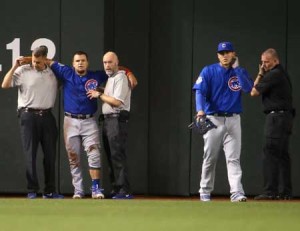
[87,144,101,168]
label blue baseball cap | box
[217,42,234,52]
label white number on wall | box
[31,38,56,59]
[6,38,21,65]
[5,38,56,67]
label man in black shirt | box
[251,48,294,200]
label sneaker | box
[42,193,64,199]
[73,193,84,199]
[112,193,134,199]
[231,193,247,202]
[200,194,211,202]
[277,194,293,200]
[27,192,37,199]
[110,190,117,198]
[91,187,105,199]
[254,194,276,200]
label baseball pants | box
[199,114,245,196]
[64,116,101,195]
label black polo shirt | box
[255,64,293,113]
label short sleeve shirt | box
[102,70,131,114]
[12,64,57,109]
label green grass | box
[0,199,299,231]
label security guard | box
[251,48,295,200]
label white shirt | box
[102,70,131,114]
[12,64,57,109]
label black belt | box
[19,107,52,115]
[266,110,289,114]
[103,113,120,119]
[64,112,93,119]
[209,113,238,117]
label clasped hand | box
[87,90,101,99]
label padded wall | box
[0,0,61,193]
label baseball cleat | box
[27,192,37,199]
[91,187,105,199]
[200,194,211,202]
[73,193,84,199]
[231,193,247,202]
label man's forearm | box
[99,94,122,107]
[1,66,17,88]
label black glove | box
[188,115,217,135]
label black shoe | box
[109,190,117,198]
[42,192,64,199]
[112,193,134,199]
[254,194,276,200]
[277,194,293,200]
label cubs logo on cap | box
[217,42,234,52]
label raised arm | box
[1,57,25,88]
[119,66,138,89]
[250,64,265,97]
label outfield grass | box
[0,198,299,231]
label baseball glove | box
[188,115,217,135]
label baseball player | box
[47,51,137,199]
[192,42,253,202]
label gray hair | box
[262,48,280,61]
[32,45,48,57]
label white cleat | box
[73,193,84,199]
[91,188,105,199]
[200,194,211,202]
[231,193,247,202]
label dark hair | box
[72,51,89,61]
[32,46,48,57]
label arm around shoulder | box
[127,72,138,89]
[119,66,138,89]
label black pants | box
[19,110,58,194]
[101,114,130,194]
[263,111,293,196]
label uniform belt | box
[209,113,238,117]
[20,107,52,114]
[64,112,93,119]
[266,110,289,114]
[103,113,120,119]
